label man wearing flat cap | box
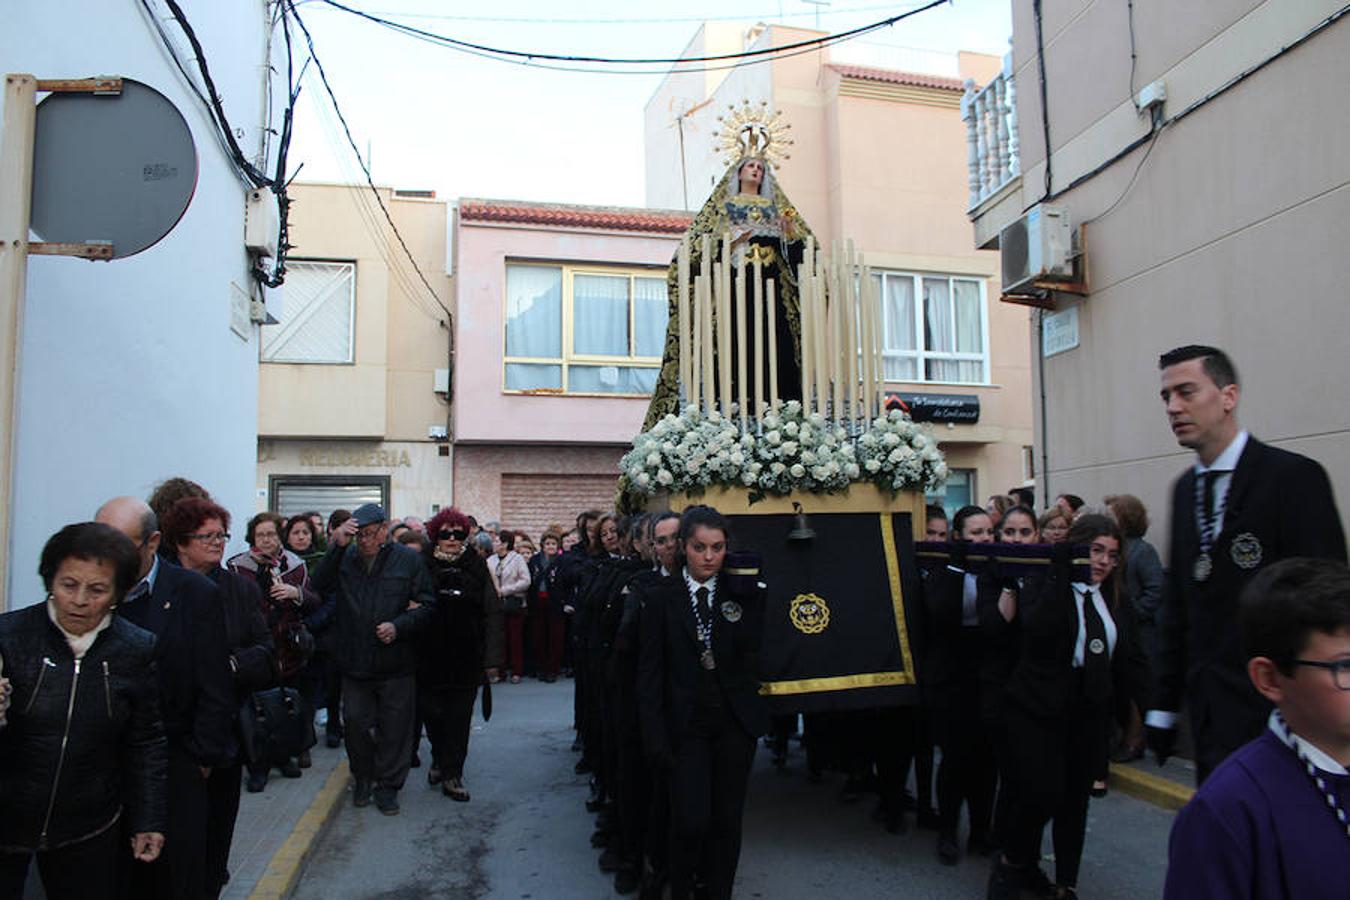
[314,503,436,814]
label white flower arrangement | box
[620,402,946,502]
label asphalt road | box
[293,679,1173,899]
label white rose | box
[741,471,757,485]
[781,441,798,456]
[766,430,782,446]
[688,458,702,473]
[646,452,661,467]
[657,469,673,485]
[771,462,786,475]
[729,451,744,466]
[845,463,861,478]
[800,450,816,465]
[636,472,651,488]
[789,464,806,478]
[865,459,881,473]
[784,421,799,437]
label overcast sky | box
[284,0,1012,208]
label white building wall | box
[1,0,282,605]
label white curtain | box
[505,363,562,391]
[505,265,562,358]
[881,274,917,380]
[953,279,982,354]
[633,277,668,358]
[574,274,629,356]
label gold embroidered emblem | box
[789,593,830,635]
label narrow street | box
[294,680,1172,899]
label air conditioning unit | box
[1000,205,1072,294]
[244,188,279,257]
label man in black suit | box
[95,496,235,899]
[1146,346,1347,782]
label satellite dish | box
[30,78,198,260]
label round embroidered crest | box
[1230,533,1263,570]
[1088,638,1105,655]
[789,593,830,635]
[720,600,743,623]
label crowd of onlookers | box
[0,474,600,900]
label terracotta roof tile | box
[826,64,968,92]
[458,199,693,234]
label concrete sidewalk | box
[223,741,350,900]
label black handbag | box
[238,686,317,765]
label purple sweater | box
[1164,730,1350,900]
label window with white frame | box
[927,467,975,519]
[872,271,987,384]
[503,262,668,395]
[261,260,356,364]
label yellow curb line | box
[247,759,350,900]
[1108,762,1195,812]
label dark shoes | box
[280,760,302,779]
[598,848,624,873]
[968,831,997,857]
[325,733,343,749]
[353,779,373,808]
[937,832,961,866]
[427,764,443,786]
[987,858,1056,900]
[246,771,268,793]
[614,865,642,895]
[443,777,470,802]
[374,788,400,816]
[297,750,312,769]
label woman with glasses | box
[987,514,1150,900]
[416,508,503,801]
[228,513,320,785]
[161,498,275,895]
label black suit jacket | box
[1000,572,1150,721]
[1155,437,1346,752]
[117,561,237,768]
[636,572,768,761]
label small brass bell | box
[787,502,815,542]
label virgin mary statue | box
[641,102,815,430]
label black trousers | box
[343,674,417,791]
[873,707,917,818]
[418,682,478,779]
[933,669,997,840]
[1001,694,1110,888]
[204,762,244,898]
[121,743,209,899]
[0,825,120,900]
[667,699,756,900]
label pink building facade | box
[451,200,690,537]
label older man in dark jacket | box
[313,503,435,815]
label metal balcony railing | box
[961,54,1020,212]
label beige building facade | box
[966,0,1350,548]
[255,182,455,520]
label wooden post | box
[0,74,37,609]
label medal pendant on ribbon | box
[700,648,717,670]
[1193,552,1213,582]
[721,600,742,623]
[1088,638,1105,655]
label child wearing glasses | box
[1163,557,1350,899]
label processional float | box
[619,102,947,712]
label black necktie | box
[696,586,710,613]
[1081,589,1111,704]
[1202,471,1218,525]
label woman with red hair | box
[415,508,504,801]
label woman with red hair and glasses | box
[415,508,504,801]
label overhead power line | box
[285,0,451,321]
[351,1,926,26]
[311,0,948,66]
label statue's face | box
[739,159,765,194]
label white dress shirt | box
[1071,582,1118,667]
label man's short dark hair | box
[39,522,142,599]
[1159,345,1239,388]
[1008,487,1036,509]
[1241,557,1350,675]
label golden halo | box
[715,100,793,168]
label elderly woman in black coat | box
[0,523,168,900]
